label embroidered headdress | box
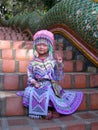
[33,30,54,46]
[33,30,54,57]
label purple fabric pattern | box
[22,56,83,116]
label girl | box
[19,30,83,119]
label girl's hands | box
[31,79,40,88]
[34,82,40,88]
[54,51,64,70]
[54,52,63,63]
[56,54,63,63]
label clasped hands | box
[31,79,40,88]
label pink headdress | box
[33,30,54,47]
[33,30,54,58]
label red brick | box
[59,74,71,89]
[78,94,87,111]
[27,50,33,60]
[76,60,83,72]
[23,75,27,88]
[19,60,30,73]
[0,40,11,49]
[47,127,61,130]
[17,35,23,40]
[4,75,19,90]
[90,74,98,88]
[67,123,86,130]
[8,119,28,126]
[0,33,4,39]
[9,126,32,130]
[74,74,87,88]
[23,44,32,49]
[65,50,73,60]
[2,60,15,72]
[41,124,61,130]
[64,61,74,72]
[90,93,98,110]
[5,34,11,40]
[59,115,77,122]
[34,119,52,124]
[15,49,27,60]
[11,33,17,40]
[24,41,33,49]
[2,49,13,59]
[23,37,29,41]
[91,121,98,130]
[78,112,96,119]
[13,41,23,49]
[6,94,25,116]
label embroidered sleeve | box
[27,61,35,85]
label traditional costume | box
[18,30,83,119]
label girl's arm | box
[27,61,40,88]
[53,53,64,81]
[53,61,64,81]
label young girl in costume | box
[21,30,83,119]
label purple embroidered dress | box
[23,56,83,117]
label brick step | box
[0,73,98,90]
[0,89,98,117]
[0,49,72,60]
[0,49,74,62]
[0,40,77,61]
[0,49,84,71]
[0,41,74,61]
[0,59,30,73]
[0,59,85,73]
[0,33,20,41]
[0,32,5,39]
[0,28,30,41]
[0,40,32,49]
[0,73,26,91]
[0,49,33,60]
[4,33,30,41]
[60,73,98,89]
[0,110,98,130]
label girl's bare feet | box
[43,111,53,120]
[52,110,60,118]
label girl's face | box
[36,43,49,56]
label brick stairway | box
[0,26,98,130]
[0,27,31,41]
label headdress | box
[33,30,54,57]
[33,30,54,47]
